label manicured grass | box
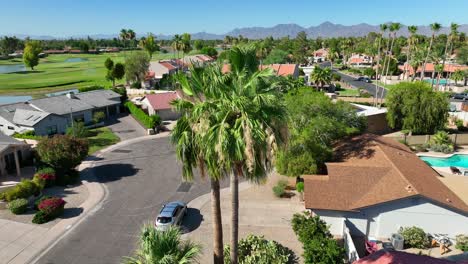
[0,51,198,96]
[337,88,360,96]
[87,127,120,154]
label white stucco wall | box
[314,197,468,239]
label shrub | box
[124,101,161,128]
[223,234,294,264]
[93,111,106,124]
[429,143,454,154]
[455,119,465,131]
[78,85,104,93]
[36,135,89,175]
[34,195,53,210]
[8,198,29,214]
[66,122,89,138]
[273,180,288,197]
[34,167,56,188]
[456,234,468,251]
[292,211,345,263]
[12,130,42,140]
[38,197,66,219]
[0,179,41,202]
[399,226,429,249]
[32,210,49,224]
[296,182,304,193]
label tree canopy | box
[125,51,150,84]
[386,81,449,134]
[23,40,42,70]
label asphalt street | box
[36,137,222,264]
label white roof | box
[351,103,387,117]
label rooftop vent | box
[405,185,413,192]
[66,92,76,99]
[446,198,452,203]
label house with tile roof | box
[304,134,468,240]
[399,63,468,79]
[0,90,121,136]
[140,91,181,120]
[348,53,373,68]
[222,63,299,78]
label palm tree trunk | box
[384,33,396,83]
[211,178,224,264]
[374,35,383,106]
[421,36,434,81]
[431,70,436,90]
[438,36,451,91]
[230,166,240,264]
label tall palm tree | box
[181,33,192,58]
[172,34,183,60]
[172,65,228,264]
[383,23,401,82]
[374,24,387,106]
[439,23,459,90]
[217,46,286,264]
[120,29,128,47]
[410,46,425,82]
[123,225,201,264]
[420,22,442,81]
[310,66,332,91]
[405,25,418,80]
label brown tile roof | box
[399,63,468,75]
[222,64,298,76]
[304,134,468,213]
[143,91,180,111]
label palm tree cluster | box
[171,33,193,60]
[120,28,136,48]
[171,45,286,264]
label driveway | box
[35,136,222,264]
[105,113,146,141]
[320,62,388,98]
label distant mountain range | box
[3,22,468,40]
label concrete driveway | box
[35,136,222,264]
[105,113,146,141]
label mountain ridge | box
[3,22,468,40]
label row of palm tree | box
[171,45,286,264]
[171,33,193,60]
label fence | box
[386,133,468,146]
[342,220,360,263]
[337,96,386,104]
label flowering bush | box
[38,197,65,219]
[456,234,468,251]
[34,168,56,187]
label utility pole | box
[70,107,74,137]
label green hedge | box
[12,130,42,140]
[78,85,105,93]
[124,101,161,129]
[0,179,42,202]
[9,198,29,214]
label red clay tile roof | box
[222,64,298,76]
[159,62,176,70]
[354,250,466,264]
[143,91,180,110]
[399,63,468,75]
[304,134,468,213]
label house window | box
[46,125,58,135]
[7,126,14,130]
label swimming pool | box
[425,79,448,85]
[419,154,468,167]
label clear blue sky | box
[2,0,467,36]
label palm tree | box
[310,66,332,91]
[405,25,418,80]
[217,46,286,264]
[439,23,459,90]
[172,34,183,60]
[452,69,465,86]
[410,47,425,82]
[123,225,201,264]
[374,24,387,106]
[383,23,401,82]
[326,48,338,69]
[420,22,442,81]
[181,33,192,58]
[172,65,228,264]
[120,29,128,47]
[127,29,136,47]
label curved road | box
[36,137,217,264]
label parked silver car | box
[154,201,187,231]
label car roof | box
[158,201,185,217]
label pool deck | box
[416,147,468,158]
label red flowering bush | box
[34,168,56,187]
[38,197,65,218]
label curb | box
[187,181,252,211]
[26,134,170,264]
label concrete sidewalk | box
[0,132,171,264]
[184,173,304,263]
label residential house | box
[180,54,214,66]
[141,91,181,120]
[348,54,373,68]
[351,103,391,135]
[0,132,31,178]
[222,64,300,78]
[312,48,329,63]
[304,134,468,240]
[399,63,468,79]
[0,90,121,136]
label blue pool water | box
[420,154,468,168]
[425,79,448,85]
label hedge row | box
[124,101,161,129]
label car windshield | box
[157,217,172,224]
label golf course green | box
[0,51,182,96]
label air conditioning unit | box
[391,233,404,250]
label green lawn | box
[0,51,197,96]
[87,127,120,155]
[337,88,360,96]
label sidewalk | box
[184,173,304,263]
[0,132,171,264]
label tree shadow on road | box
[83,163,140,183]
[181,208,203,234]
[61,207,84,219]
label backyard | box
[87,127,120,154]
[0,51,194,96]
